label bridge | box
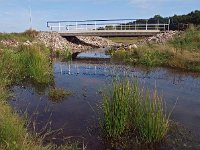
[47,19,170,37]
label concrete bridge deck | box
[59,30,160,37]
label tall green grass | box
[110,28,200,71]
[55,48,72,61]
[17,44,52,84]
[169,28,200,52]
[111,48,171,67]
[0,44,56,150]
[102,78,131,139]
[101,77,171,145]
[133,90,170,143]
[0,44,52,85]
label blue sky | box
[0,0,199,32]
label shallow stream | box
[10,48,200,149]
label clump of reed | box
[101,77,171,146]
[0,44,52,85]
[55,48,72,61]
[102,78,131,139]
[17,44,52,84]
[133,90,170,143]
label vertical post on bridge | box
[59,22,61,32]
[168,19,170,31]
[124,21,126,30]
[95,21,97,30]
[146,20,148,30]
[135,20,136,30]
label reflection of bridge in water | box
[47,19,170,37]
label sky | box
[0,0,199,32]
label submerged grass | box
[48,88,72,102]
[101,77,171,147]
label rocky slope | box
[77,36,118,48]
[36,32,118,53]
[120,31,178,50]
[137,31,177,45]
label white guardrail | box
[47,19,170,32]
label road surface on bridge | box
[59,30,160,37]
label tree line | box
[99,10,200,31]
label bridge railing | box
[47,19,170,32]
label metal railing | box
[47,19,170,32]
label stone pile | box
[0,39,19,47]
[77,36,118,48]
[0,39,34,47]
[36,32,92,52]
[36,32,119,53]
[118,31,178,50]
[137,31,177,45]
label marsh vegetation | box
[0,41,76,149]
[109,28,200,71]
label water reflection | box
[9,50,200,149]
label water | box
[10,49,200,149]
[76,48,111,59]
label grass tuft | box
[101,77,171,145]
